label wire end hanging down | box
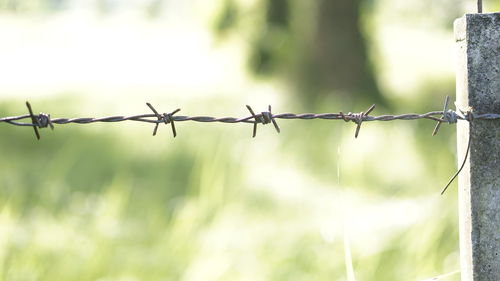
[440,108,474,195]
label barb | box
[25,101,41,140]
[433,95,450,136]
[350,104,375,138]
[146,102,181,137]
[246,105,280,137]
[25,102,57,139]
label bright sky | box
[0,6,248,100]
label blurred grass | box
[0,1,469,279]
[0,96,460,281]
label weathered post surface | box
[454,13,500,281]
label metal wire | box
[1,96,498,195]
[1,98,499,139]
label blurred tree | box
[215,0,384,106]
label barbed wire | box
[1,96,499,194]
[1,96,499,140]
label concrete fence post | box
[454,13,500,281]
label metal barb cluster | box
[146,103,181,137]
[246,105,280,137]
[433,96,453,136]
[1,96,498,195]
[25,102,54,140]
[339,104,376,138]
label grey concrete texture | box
[454,13,500,281]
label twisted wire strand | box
[1,99,499,195]
[1,111,499,127]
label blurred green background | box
[1,1,499,280]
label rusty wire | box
[0,96,499,195]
